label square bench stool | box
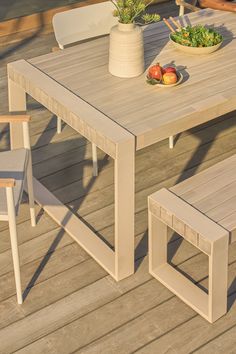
[148,154,236,323]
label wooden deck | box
[1,2,236,353]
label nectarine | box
[163,72,178,85]
[163,66,176,74]
[148,63,163,80]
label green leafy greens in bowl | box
[170,25,223,48]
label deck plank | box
[14,245,236,354]
[1,1,236,353]
[192,325,236,354]
[132,272,236,353]
[0,221,200,329]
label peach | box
[163,72,178,85]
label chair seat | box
[0,148,29,216]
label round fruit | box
[163,66,176,74]
[163,72,178,85]
[148,63,163,80]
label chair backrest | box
[52,1,118,49]
[176,0,199,16]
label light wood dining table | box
[7,9,236,281]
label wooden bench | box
[148,154,236,322]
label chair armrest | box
[0,115,31,123]
[0,178,15,188]
[52,46,60,52]
[176,0,200,11]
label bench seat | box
[148,154,236,323]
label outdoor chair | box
[0,115,36,304]
[52,1,118,176]
[176,0,200,16]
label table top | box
[13,9,236,150]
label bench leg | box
[148,212,229,323]
[149,213,168,271]
[209,239,228,322]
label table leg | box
[114,138,135,280]
[8,78,26,149]
[8,76,136,281]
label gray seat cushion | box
[0,148,29,216]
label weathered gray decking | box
[1,2,236,353]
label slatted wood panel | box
[1,2,236,353]
[149,188,228,255]
[28,9,236,150]
[171,153,236,242]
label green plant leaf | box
[111,0,160,24]
[146,76,161,85]
[170,25,223,47]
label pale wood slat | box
[179,164,236,206]
[32,178,115,275]
[194,179,236,214]
[206,195,236,223]
[7,60,133,158]
[191,325,236,354]
[150,263,208,318]
[171,153,236,236]
[2,4,236,353]
[133,266,236,354]
[14,241,236,354]
[220,211,236,235]
[171,154,236,195]
[149,188,228,245]
[0,278,121,354]
[27,10,236,150]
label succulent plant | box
[111,0,160,24]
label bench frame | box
[148,188,229,323]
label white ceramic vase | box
[108,22,144,78]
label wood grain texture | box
[2,1,236,352]
[0,178,15,188]
[0,0,109,38]
[27,9,236,150]
[0,115,30,123]
[171,153,236,238]
[149,187,229,322]
[7,60,133,159]
[149,188,228,254]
